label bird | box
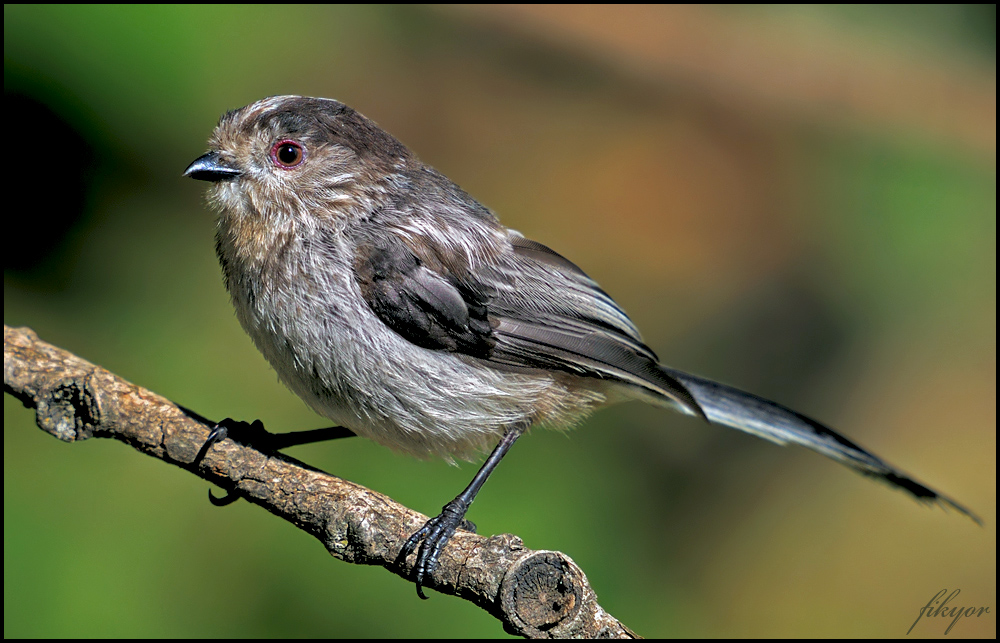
[184,95,980,597]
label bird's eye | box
[270,140,305,169]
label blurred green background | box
[4,5,995,638]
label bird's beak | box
[183,151,241,182]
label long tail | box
[662,367,982,525]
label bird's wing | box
[352,236,497,358]
[352,229,705,419]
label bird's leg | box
[192,418,356,505]
[398,422,527,599]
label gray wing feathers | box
[495,238,707,418]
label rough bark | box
[4,324,637,638]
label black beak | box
[184,151,241,182]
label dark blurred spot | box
[962,4,996,52]
[620,274,855,526]
[680,275,852,403]
[4,92,96,285]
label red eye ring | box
[270,140,305,169]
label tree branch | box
[3,324,636,639]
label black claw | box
[398,499,470,599]
[208,487,241,506]
[192,422,229,465]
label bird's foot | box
[398,499,477,599]
[192,418,273,506]
[205,418,276,452]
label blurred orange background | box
[4,5,995,638]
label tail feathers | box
[662,367,982,526]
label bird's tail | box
[660,366,982,525]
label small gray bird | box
[185,95,979,597]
